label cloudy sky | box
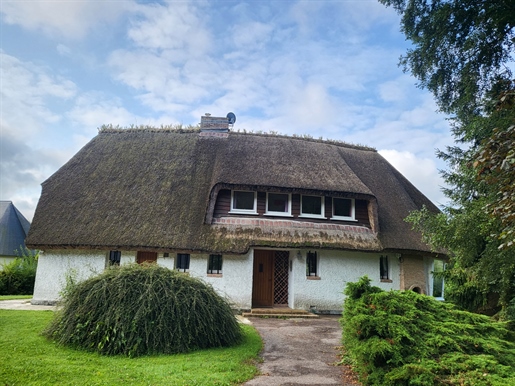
[1,0,453,221]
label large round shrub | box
[45,264,242,356]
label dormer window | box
[331,198,356,221]
[265,193,292,216]
[300,195,325,219]
[229,190,258,214]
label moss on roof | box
[26,129,438,254]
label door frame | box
[251,249,289,308]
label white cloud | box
[1,0,133,39]
[231,21,274,50]
[128,2,211,56]
[379,149,447,206]
[0,52,77,140]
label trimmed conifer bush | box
[45,264,242,357]
[341,276,515,386]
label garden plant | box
[45,263,242,357]
[341,277,515,385]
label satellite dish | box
[227,112,236,125]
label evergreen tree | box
[379,0,515,317]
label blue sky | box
[1,0,453,221]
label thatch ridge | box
[26,129,437,255]
[98,125,376,152]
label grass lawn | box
[0,310,262,386]
[0,295,33,300]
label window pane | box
[176,254,190,270]
[109,251,121,266]
[334,198,352,217]
[268,193,288,212]
[233,191,255,210]
[302,196,322,215]
[380,256,389,280]
[306,251,317,276]
[432,260,444,297]
[208,254,223,274]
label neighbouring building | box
[0,201,32,268]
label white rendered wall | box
[32,248,402,312]
[32,250,108,304]
[156,252,254,310]
[290,250,400,312]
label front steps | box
[242,308,319,318]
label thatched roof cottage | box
[27,118,444,312]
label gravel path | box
[243,316,360,386]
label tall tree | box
[379,0,515,318]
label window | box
[208,254,223,274]
[300,195,325,218]
[108,250,121,266]
[176,253,190,272]
[331,198,356,221]
[230,190,257,214]
[432,260,445,299]
[265,193,291,216]
[380,255,389,280]
[306,251,318,276]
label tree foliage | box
[45,264,242,357]
[341,277,515,386]
[474,91,515,250]
[379,0,514,116]
[379,0,515,317]
[0,247,38,295]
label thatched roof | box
[26,129,439,254]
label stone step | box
[242,308,319,318]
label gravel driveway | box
[243,316,360,386]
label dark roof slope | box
[0,201,31,256]
[26,129,439,254]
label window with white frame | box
[208,254,223,274]
[176,253,190,273]
[432,260,445,299]
[300,195,325,218]
[331,198,356,221]
[306,251,318,277]
[380,255,389,280]
[265,192,291,216]
[229,190,257,214]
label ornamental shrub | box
[45,264,242,357]
[341,276,515,386]
[0,247,38,295]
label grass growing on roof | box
[341,276,515,386]
[45,264,243,356]
[0,310,261,385]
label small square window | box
[208,254,223,274]
[380,255,389,280]
[176,253,190,272]
[230,191,257,214]
[300,195,325,218]
[108,250,121,266]
[306,251,318,276]
[266,193,291,216]
[332,198,355,221]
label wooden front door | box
[252,250,274,307]
[137,251,157,264]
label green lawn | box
[0,295,33,300]
[0,310,262,386]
